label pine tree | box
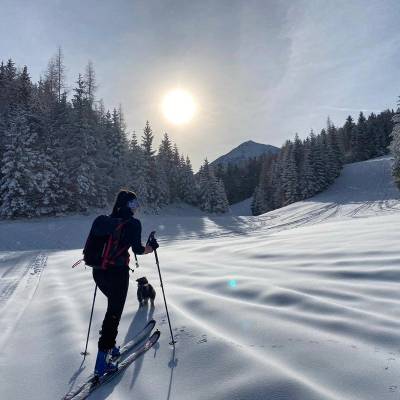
[390,99,400,185]
[214,178,230,213]
[197,159,229,213]
[170,144,182,202]
[140,121,163,211]
[85,61,97,107]
[111,108,129,183]
[301,139,318,199]
[251,156,275,215]
[0,107,42,217]
[64,74,97,211]
[1,59,17,111]
[342,115,355,161]
[157,133,174,202]
[126,130,146,203]
[326,121,343,180]
[181,156,197,205]
[351,112,369,161]
[281,141,299,205]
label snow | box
[1,156,400,399]
[230,197,253,216]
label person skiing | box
[92,189,159,377]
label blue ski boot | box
[111,346,121,361]
[94,350,118,377]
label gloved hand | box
[148,236,159,250]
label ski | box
[116,319,156,360]
[63,319,156,400]
[64,330,160,400]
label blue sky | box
[1,0,399,168]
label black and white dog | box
[136,277,156,307]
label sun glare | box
[162,89,196,125]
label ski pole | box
[134,252,139,269]
[127,254,138,276]
[148,232,176,346]
[81,284,98,358]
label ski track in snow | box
[1,156,400,400]
[0,252,47,350]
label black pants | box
[92,267,129,351]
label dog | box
[136,276,156,307]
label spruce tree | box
[342,115,355,161]
[390,99,400,184]
[157,133,174,202]
[126,130,147,205]
[64,74,96,211]
[141,121,163,211]
[181,156,197,205]
[0,107,42,217]
[251,156,275,215]
[326,122,343,180]
[197,159,229,213]
[281,141,299,205]
[301,139,318,199]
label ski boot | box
[94,349,118,377]
[110,345,121,362]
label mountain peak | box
[210,140,279,167]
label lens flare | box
[228,279,237,288]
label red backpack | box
[73,216,130,270]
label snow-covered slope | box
[210,140,279,167]
[1,156,400,400]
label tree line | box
[252,110,394,215]
[0,52,229,218]
[0,51,395,219]
[214,157,263,205]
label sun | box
[162,89,196,125]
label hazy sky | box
[1,0,399,169]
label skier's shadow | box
[95,303,156,398]
[66,358,86,396]
[128,303,155,389]
[124,302,154,343]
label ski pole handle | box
[146,231,156,246]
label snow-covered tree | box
[157,133,174,202]
[301,139,318,199]
[197,159,229,213]
[281,141,299,205]
[140,121,165,211]
[390,99,400,184]
[181,156,197,205]
[251,156,275,215]
[63,74,97,211]
[0,108,42,217]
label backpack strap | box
[101,221,129,270]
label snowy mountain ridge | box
[210,140,279,166]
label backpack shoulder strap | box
[100,220,129,269]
